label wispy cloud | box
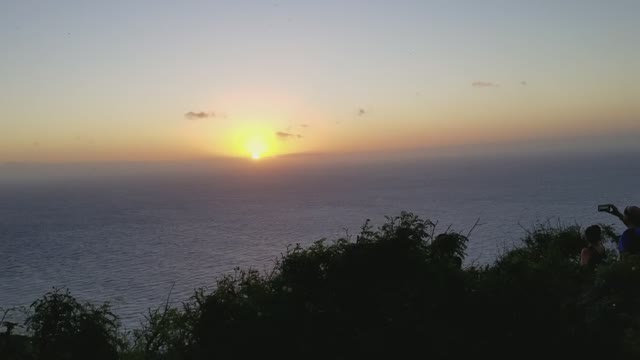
[521,81,528,86]
[276,131,303,140]
[300,123,309,128]
[184,111,215,120]
[471,81,499,88]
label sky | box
[1,0,639,163]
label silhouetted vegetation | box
[2,212,640,359]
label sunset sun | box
[246,136,267,159]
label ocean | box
[1,151,639,327]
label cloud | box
[276,131,303,140]
[471,81,499,88]
[358,108,366,116]
[521,81,527,86]
[300,124,309,128]
[184,111,215,120]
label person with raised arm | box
[599,204,640,257]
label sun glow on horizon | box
[246,135,269,158]
[221,122,280,160]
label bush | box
[26,288,124,360]
[131,288,204,360]
[192,212,474,359]
[5,212,640,359]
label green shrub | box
[131,288,205,360]
[26,288,124,360]
[6,212,640,359]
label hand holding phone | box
[598,204,621,216]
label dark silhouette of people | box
[600,204,640,257]
[580,225,606,268]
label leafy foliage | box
[25,288,125,360]
[131,288,204,359]
[3,212,640,359]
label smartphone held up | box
[598,204,614,213]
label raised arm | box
[600,204,628,226]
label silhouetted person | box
[580,225,606,268]
[601,204,640,257]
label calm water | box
[1,152,639,327]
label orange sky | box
[1,1,639,162]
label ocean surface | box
[1,151,639,327]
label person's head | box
[585,225,602,245]
[624,206,640,228]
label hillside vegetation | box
[2,212,639,359]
